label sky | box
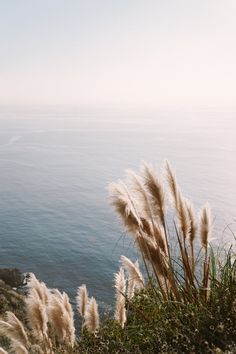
[0,0,236,107]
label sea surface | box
[0,106,235,310]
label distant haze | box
[0,1,236,107]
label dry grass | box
[76,285,89,319]
[0,272,98,352]
[114,267,126,328]
[84,297,100,334]
[109,160,213,301]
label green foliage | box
[78,250,236,353]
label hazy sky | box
[0,1,236,107]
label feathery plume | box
[142,162,166,225]
[137,235,169,278]
[114,267,127,327]
[84,297,99,334]
[109,181,142,234]
[0,348,8,354]
[47,294,65,341]
[27,273,50,305]
[139,217,167,256]
[152,224,168,255]
[120,256,144,288]
[10,341,28,354]
[5,312,28,347]
[76,285,89,319]
[115,301,126,329]
[114,267,126,298]
[61,292,75,347]
[165,162,191,240]
[25,288,48,341]
[0,312,28,348]
[165,160,179,210]
[126,170,154,224]
[200,204,212,300]
[47,291,75,346]
[199,203,212,249]
[185,200,197,243]
[185,200,197,273]
[127,260,141,299]
[177,193,191,240]
[127,277,135,300]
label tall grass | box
[109,161,215,302]
[0,161,235,353]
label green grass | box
[77,249,236,354]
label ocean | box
[0,106,235,310]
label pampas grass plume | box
[185,200,197,243]
[27,273,50,305]
[76,285,89,319]
[10,341,28,354]
[142,162,166,225]
[177,193,191,240]
[0,348,8,354]
[84,297,99,334]
[61,292,75,347]
[109,181,141,234]
[47,290,75,347]
[114,267,127,328]
[0,312,28,348]
[47,294,64,341]
[199,203,212,249]
[165,160,179,210]
[25,288,48,341]
[120,256,144,288]
[126,169,154,224]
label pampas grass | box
[186,200,197,272]
[109,182,141,234]
[84,297,99,334]
[114,267,127,328]
[25,288,48,342]
[0,348,8,354]
[76,285,89,319]
[126,170,155,225]
[120,256,144,289]
[165,160,179,210]
[142,162,166,226]
[0,272,100,352]
[177,192,191,241]
[47,291,75,347]
[199,203,212,298]
[109,160,215,302]
[27,273,50,305]
[0,312,28,348]
[0,274,77,352]
[199,203,212,250]
[10,341,28,354]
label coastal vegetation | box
[0,161,235,353]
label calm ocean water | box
[0,107,235,309]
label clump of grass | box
[79,248,236,353]
[0,273,99,353]
[109,161,216,302]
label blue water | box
[0,107,235,310]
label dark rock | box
[0,268,25,288]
